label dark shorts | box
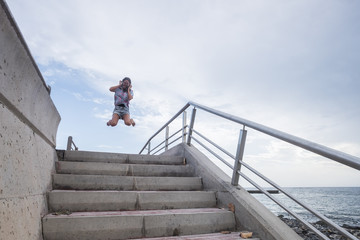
[113,105,130,119]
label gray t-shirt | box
[114,87,134,107]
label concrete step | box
[61,150,185,165]
[56,161,192,177]
[53,174,203,191]
[42,208,235,240]
[49,190,217,212]
[134,232,260,239]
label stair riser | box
[42,211,235,240]
[49,191,216,212]
[135,232,260,240]
[56,161,192,177]
[43,214,143,240]
[53,174,202,191]
[62,150,185,165]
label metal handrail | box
[139,103,190,154]
[139,101,360,240]
[153,135,184,155]
[188,101,360,171]
[240,172,330,239]
[192,129,357,239]
[193,129,235,160]
[66,136,78,151]
[150,127,186,155]
[140,101,360,170]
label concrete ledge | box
[42,208,235,240]
[49,190,216,212]
[56,161,193,176]
[1,3,60,239]
[0,1,60,146]
[53,174,203,191]
[62,150,185,165]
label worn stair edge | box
[133,232,260,239]
[61,150,185,165]
[53,174,203,191]
[49,190,216,212]
[56,161,193,177]
[42,208,235,240]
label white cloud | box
[6,0,360,186]
[70,92,111,105]
[94,108,113,121]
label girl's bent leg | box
[123,114,135,127]
[107,113,120,127]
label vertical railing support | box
[147,142,151,155]
[187,108,197,146]
[182,111,187,143]
[67,136,73,151]
[231,128,247,186]
[66,136,78,150]
[165,126,169,151]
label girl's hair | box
[122,77,131,84]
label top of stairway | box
[58,150,185,165]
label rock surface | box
[278,215,360,240]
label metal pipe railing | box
[140,101,360,170]
[148,127,188,155]
[153,135,183,155]
[193,127,356,239]
[139,103,190,154]
[239,172,331,240]
[139,101,360,240]
[191,136,234,170]
[66,136,78,151]
[238,159,357,239]
[188,101,360,171]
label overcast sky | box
[6,0,360,187]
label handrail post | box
[67,136,72,151]
[165,126,169,151]
[182,111,187,143]
[147,142,151,155]
[187,108,197,146]
[231,128,247,186]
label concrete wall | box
[0,1,61,239]
[162,143,302,240]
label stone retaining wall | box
[0,1,61,239]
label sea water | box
[251,187,360,228]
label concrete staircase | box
[42,150,257,240]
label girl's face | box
[122,80,130,87]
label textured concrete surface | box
[0,1,60,147]
[0,81,57,240]
[135,232,260,239]
[0,194,48,240]
[56,161,193,176]
[44,150,238,239]
[53,174,203,191]
[62,150,185,165]
[42,208,235,240]
[48,190,216,211]
[0,1,60,239]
